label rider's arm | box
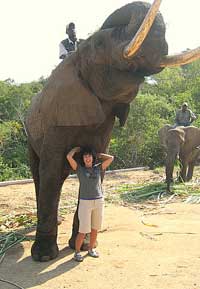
[190,110,197,122]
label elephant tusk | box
[123,0,162,59]
[158,47,200,67]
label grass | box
[0,213,37,232]
[113,181,200,204]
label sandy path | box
[0,170,200,289]
[0,202,200,289]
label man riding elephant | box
[175,102,197,127]
[159,125,200,191]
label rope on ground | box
[0,232,26,288]
[0,232,26,256]
[0,278,24,289]
[0,252,5,264]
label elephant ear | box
[158,124,172,148]
[175,127,185,144]
[42,62,105,127]
[26,60,105,141]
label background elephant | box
[159,125,200,191]
[25,0,200,261]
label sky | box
[0,0,200,83]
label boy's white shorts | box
[78,198,104,233]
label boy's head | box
[80,146,97,167]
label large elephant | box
[25,0,200,261]
[159,125,200,191]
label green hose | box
[0,232,26,255]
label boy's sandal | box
[88,249,99,258]
[74,252,83,262]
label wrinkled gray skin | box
[25,1,168,261]
[159,125,200,191]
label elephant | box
[159,125,200,191]
[25,0,200,261]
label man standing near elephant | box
[175,102,197,127]
[59,22,77,60]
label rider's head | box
[66,22,77,42]
[182,102,188,112]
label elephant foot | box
[165,178,173,183]
[166,184,171,193]
[31,235,58,262]
[178,175,185,183]
[68,235,75,250]
[186,176,192,182]
[68,233,98,251]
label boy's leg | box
[88,229,98,250]
[88,199,104,258]
[75,233,85,252]
[91,198,104,235]
[74,232,85,262]
[74,200,91,261]
[88,229,99,257]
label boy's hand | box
[72,147,80,153]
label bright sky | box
[1,0,200,83]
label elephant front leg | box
[187,162,195,181]
[68,204,79,249]
[31,158,65,262]
[179,161,187,182]
[165,159,174,192]
[186,148,200,181]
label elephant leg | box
[180,161,187,182]
[165,158,174,192]
[31,154,67,262]
[28,142,40,213]
[187,162,195,181]
[68,199,80,250]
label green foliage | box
[0,79,44,181]
[0,121,31,180]
[0,80,42,122]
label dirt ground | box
[1,169,200,289]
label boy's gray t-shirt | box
[76,164,103,200]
